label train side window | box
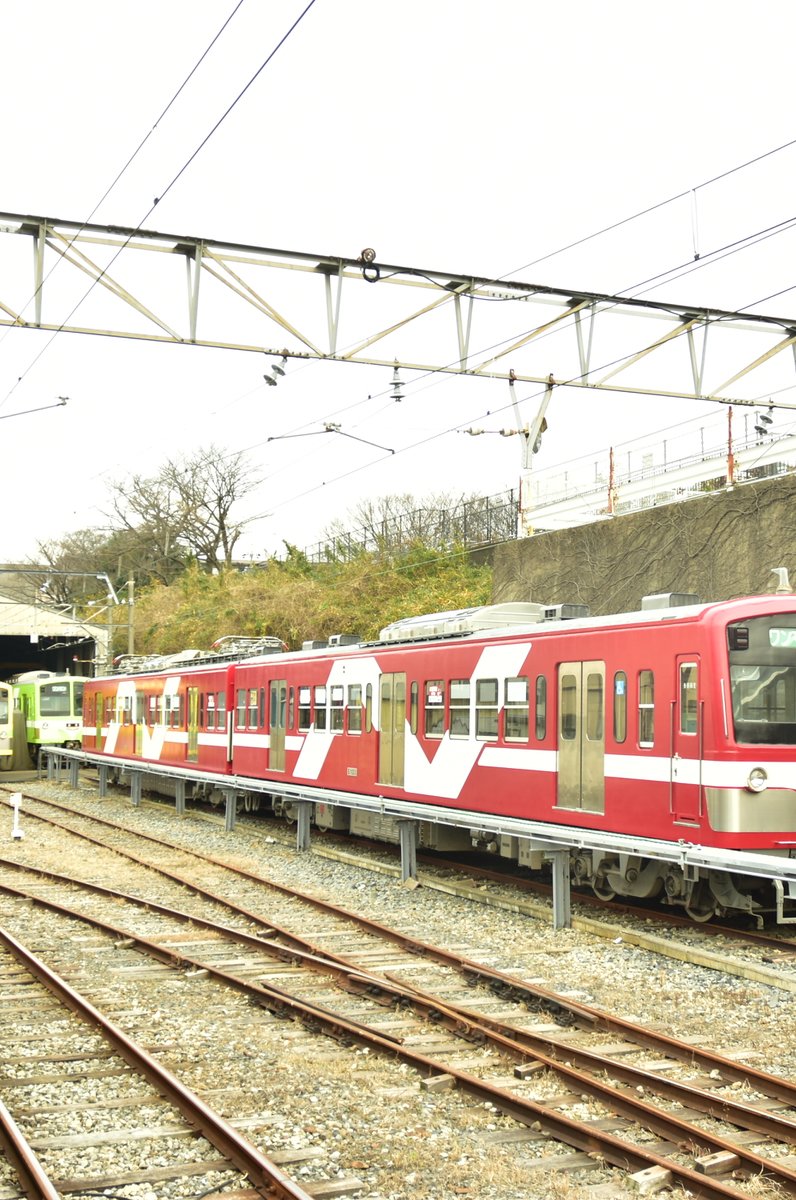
[535,676,547,740]
[613,672,627,743]
[314,685,328,731]
[217,691,227,730]
[450,679,471,737]
[148,695,157,725]
[347,684,362,733]
[425,680,445,738]
[248,688,259,728]
[638,669,654,746]
[410,682,419,734]
[365,683,373,733]
[560,673,578,739]
[505,676,529,742]
[135,693,146,724]
[288,687,295,729]
[330,685,345,732]
[585,672,604,741]
[298,686,312,731]
[236,688,247,728]
[680,663,698,734]
[206,693,216,729]
[476,678,499,740]
[259,687,266,728]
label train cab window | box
[535,676,547,740]
[409,682,419,734]
[314,685,328,731]
[41,682,70,716]
[476,678,499,740]
[638,670,655,746]
[505,676,529,742]
[347,684,362,733]
[73,682,84,714]
[236,688,247,727]
[425,680,445,738]
[330,685,345,732]
[679,663,698,734]
[560,673,577,740]
[613,672,627,743]
[298,687,312,730]
[585,673,604,741]
[450,679,471,737]
[365,683,373,733]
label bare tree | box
[109,445,260,577]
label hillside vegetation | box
[132,547,493,655]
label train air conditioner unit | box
[542,604,590,622]
[641,592,700,610]
[327,634,361,647]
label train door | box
[378,672,406,787]
[187,687,199,762]
[269,679,287,771]
[95,691,104,748]
[557,661,605,814]
[671,655,701,823]
[135,691,146,756]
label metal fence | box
[301,490,519,563]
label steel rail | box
[0,873,791,1198]
[4,850,796,1152]
[12,793,796,1107]
[2,850,795,1146]
[0,1095,61,1200]
[0,926,314,1200]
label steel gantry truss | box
[2,210,796,406]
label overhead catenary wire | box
[0,0,319,412]
[0,0,248,403]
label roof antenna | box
[771,567,792,594]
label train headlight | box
[747,767,768,793]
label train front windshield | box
[729,616,796,744]
[39,681,83,716]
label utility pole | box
[127,576,135,655]
[512,373,555,537]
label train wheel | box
[243,795,253,813]
[592,876,616,902]
[0,756,12,772]
[684,880,717,923]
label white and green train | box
[0,682,12,770]
[12,671,84,762]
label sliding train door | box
[557,661,605,814]
[378,672,406,787]
[269,679,287,771]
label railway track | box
[3,786,796,1196]
[0,925,314,1200]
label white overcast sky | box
[2,0,796,560]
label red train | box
[81,591,796,922]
